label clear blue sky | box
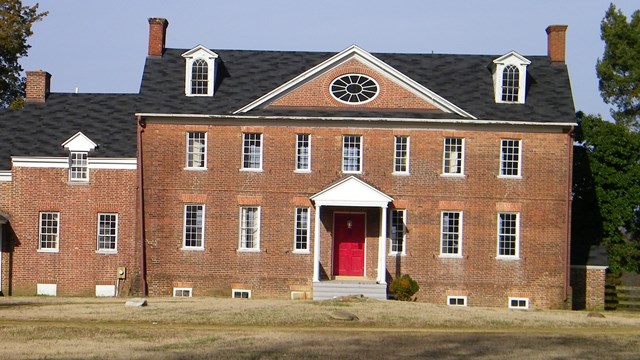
[21,0,639,120]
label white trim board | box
[12,157,137,170]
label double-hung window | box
[242,133,263,170]
[500,139,521,177]
[393,136,409,174]
[342,135,362,173]
[497,212,519,258]
[443,138,464,175]
[183,204,205,249]
[501,65,520,102]
[39,212,59,252]
[69,152,88,182]
[295,134,311,172]
[294,207,310,252]
[390,209,406,254]
[239,207,260,251]
[186,132,207,169]
[97,213,118,252]
[191,59,209,95]
[441,211,462,257]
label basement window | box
[508,297,529,309]
[232,289,251,299]
[173,287,192,297]
[447,296,468,307]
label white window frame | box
[295,134,311,172]
[493,52,530,104]
[497,212,520,259]
[241,133,263,171]
[38,212,59,253]
[389,209,406,255]
[232,289,252,299]
[447,296,468,307]
[508,297,529,309]
[239,206,260,252]
[186,132,207,169]
[183,204,205,250]
[393,136,410,175]
[442,137,465,176]
[69,151,88,182]
[293,207,310,253]
[97,213,118,253]
[342,135,362,174]
[499,139,522,178]
[173,287,193,297]
[440,211,463,258]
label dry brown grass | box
[1,296,639,359]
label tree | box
[0,1,47,109]
[574,113,640,272]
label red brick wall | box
[270,59,439,111]
[7,167,138,296]
[571,266,606,310]
[142,119,572,308]
[0,181,11,294]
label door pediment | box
[311,176,393,208]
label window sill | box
[67,180,89,185]
[292,249,310,254]
[96,250,117,255]
[294,169,311,174]
[37,249,59,253]
[240,168,263,173]
[181,247,205,251]
[392,172,410,176]
[237,248,260,253]
[497,175,522,179]
[184,167,208,171]
[496,255,520,261]
[342,170,362,174]
[439,254,463,259]
[440,173,466,178]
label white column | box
[312,204,321,282]
[377,206,387,284]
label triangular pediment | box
[61,132,97,152]
[181,45,219,60]
[235,45,474,119]
[310,176,393,207]
[493,51,531,66]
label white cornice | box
[0,170,11,182]
[135,112,576,127]
[12,157,137,170]
[233,45,475,119]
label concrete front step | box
[313,281,387,300]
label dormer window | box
[493,51,530,104]
[69,152,88,181]
[182,45,219,97]
[61,131,97,183]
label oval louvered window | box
[330,74,379,104]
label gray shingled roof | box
[0,94,138,169]
[139,49,576,122]
[0,47,576,169]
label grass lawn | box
[1,296,639,359]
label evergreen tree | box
[0,1,47,109]
[596,3,640,129]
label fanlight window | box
[191,59,209,95]
[330,74,379,104]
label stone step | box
[313,281,387,301]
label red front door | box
[333,213,365,276]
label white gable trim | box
[234,45,475,119]
[310,176,393,208]
[0,170,11,182]
[61,132,97,152]
[12,157,137,170]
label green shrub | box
[389,274,419,301]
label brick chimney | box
[25,70,51,103]
[148,17,169,57]
[546,25,568,63]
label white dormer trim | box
[182,45,219,97]
[61,132,97,152]
[234,45,475,119]
[493,51,531,104]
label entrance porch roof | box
[310,176,393,208]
